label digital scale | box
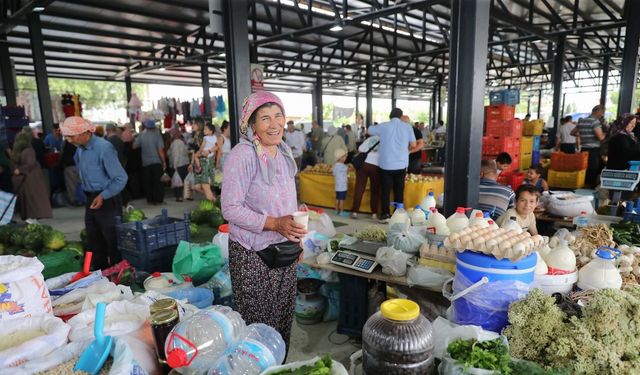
[330,240,383,273]
[600,162,640,216]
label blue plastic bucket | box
[452,251,536,332]
[165,287,214,309]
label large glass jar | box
[362,299,434,375]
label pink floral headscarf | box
[238,91,297,184]
[61,116,95,136]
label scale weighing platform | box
[600,163,640,216]
[330,240,384,273]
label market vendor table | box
[299,172,444,213]
[303,256,448,337]
[535,211,575,235]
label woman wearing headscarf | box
[606,114,640,199]
[221,91,307,349]
[167,127,190,201]
[11,132,52,221]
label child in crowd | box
[497,184,539,235]
[524,164,549,193]
[332,149,349,216]
[495,152,512,175]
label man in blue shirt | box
[43,123,63,151]
[368,108,417,222]
[61,116,128,270]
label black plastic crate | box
[337,273,369,338]
[4,117,29,129]
[1,106,26,118]
[121,245,176,272]
[116,208,190,254]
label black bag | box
[257,241,303,269]
[351,141,380,170]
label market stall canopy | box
[0,0,629,99]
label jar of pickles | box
[151,309,179,362]
[362,299,434,375]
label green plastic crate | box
[38,249,83,280]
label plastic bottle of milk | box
[578,247,622,290]
[420,191,437,211]
[389,203,409,227]
[410,205,427,226]
[213,224,230,259]
[500,216,523,234]
[446,207,470,234]
[426,208,449,235]
[468,211,489,228]
[487,219,499,230]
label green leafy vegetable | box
[447,338,511,374]
[270,354,333,375]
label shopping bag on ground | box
[0,256,52,320]
[0,190,16,225]
[172,241,225,285]
[171,171,184,188]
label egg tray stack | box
[419,234,457,273]
[442,226,548,262]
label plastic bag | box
[172,241,225,285]
[260,356,348,375]
[448,272,532,333]
[431,317,499,360]
[386,222,424,254]
[375,246,412,276]
[0,255,52,320]
[160,172,171,183]
[171,171,183,188]
[1,341,88,375]
[306,209,337,238]
[109,336,155,375]
[438,354,497,375]
[545,192,594,218]
[131,290,198,320]
[302,231,330,259]
[67,300,149,342]
[320,282,340,322]
[0,315,70,369]
[46,270,105,298]
[201,262,233,298]
[52,280,133,317]
[407,265,453,288]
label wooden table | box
[535,211,575,236]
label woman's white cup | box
[292,211,309,230]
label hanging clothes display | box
[128,93,142,124]
[215,95,226,116]
[181,101,191,122]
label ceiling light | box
[159,67,166,71]
[330,25,343,32]
[219,53,226,57]
[32,6,45,12]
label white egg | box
[499,241,512,251]
[449,233,461,242]
[486,238,498,250]
[472,237,486,250]
[460,235,472,244]
[531,235,543,247]
[512,243,527,259]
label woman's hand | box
[265,215,307,242]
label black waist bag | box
[257,241,302,269]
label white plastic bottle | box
[468,212,488,228]
[577,247,622,290]
[410,205,427,226]
[166,307,246,374]
[546,239,576,273]
[213,224,230,259]
[426,208,449,235]
[500,216,523,234]
[487,219,499,230]
[446,207,470,234]
[420,191,437,211]
[575,211,589,228]
[208,323,286,375]
[389,203,409,227]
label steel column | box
[527,97,531,115]
[201,63,212,118]
[312,72,323,125]
[391,83,397,109]
[27,13,53,133]
[436,74,443,124]
[430,94,436,129]
[561,93,566,117]
[444,0,490,216]
[223,0,251,146]
[600,56,610,108]
[366,64,373,128]
[125,75,132,104]
[355,92,359,125]
[618,0,640,115]
[551,36,566,146]
[0,34,17,106]
[537,89,543,119]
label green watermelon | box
[23,232,43,252]
[0,225,14,244]
[44,230,66,251]
[190,209,208,225]
[199,200,215,212]
[124,208,146,223]
[189,223,199,236]
[63,242,84,257]
[214,199,221,209]
[10,229,25,247]
[208,212,225,228]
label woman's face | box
[204,126,213,136]
[252,104,285,147]
[224,127,230,137]
[192,123,200,132]
[516,191,538,216]
[625,118,637,133]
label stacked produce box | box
[547,151,588,189]
[0,105,28,144]
[521,119,543,169]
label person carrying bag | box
[351,140,380,170]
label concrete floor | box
[33,194,381,370]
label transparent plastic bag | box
[407,265,453,288]
[438,354,499,375]
[431,317,500,360]
[375,246,412,276]
[387,221,424,254]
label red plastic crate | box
[497,171,526,189]
[485,119,522,138]
[485,104,515,121]
[482,136,521,156]
[550,152,589,171]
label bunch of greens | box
[611,222,640,246]
[504,287,640,374]
[270,355,333,375]
[447,338,511,374]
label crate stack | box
[1,106,29,144]
[547,152,588,189]
[483,89,521,170]
[520,119,544,169]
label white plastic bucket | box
[533,271,577,295]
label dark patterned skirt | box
[229,240,297,347]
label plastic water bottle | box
[388,203,409,227]
[420,191,437,211]
[166,307,246,374]
[208,324,286,375]
[576,211,589,228]
[213,224,230,259]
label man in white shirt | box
[285,120,306,170]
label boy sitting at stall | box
[497,184,539,235]
[524,164,549,193]
[495,152,513,175]
[332,149,349,216]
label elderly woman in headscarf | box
[221,91,307,349]
[11,132,52,222]
[167,127,190,201]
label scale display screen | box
[601,170,640,180]
[330,250,378,273]
[600,169,640,192]
[332,251,357,266]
